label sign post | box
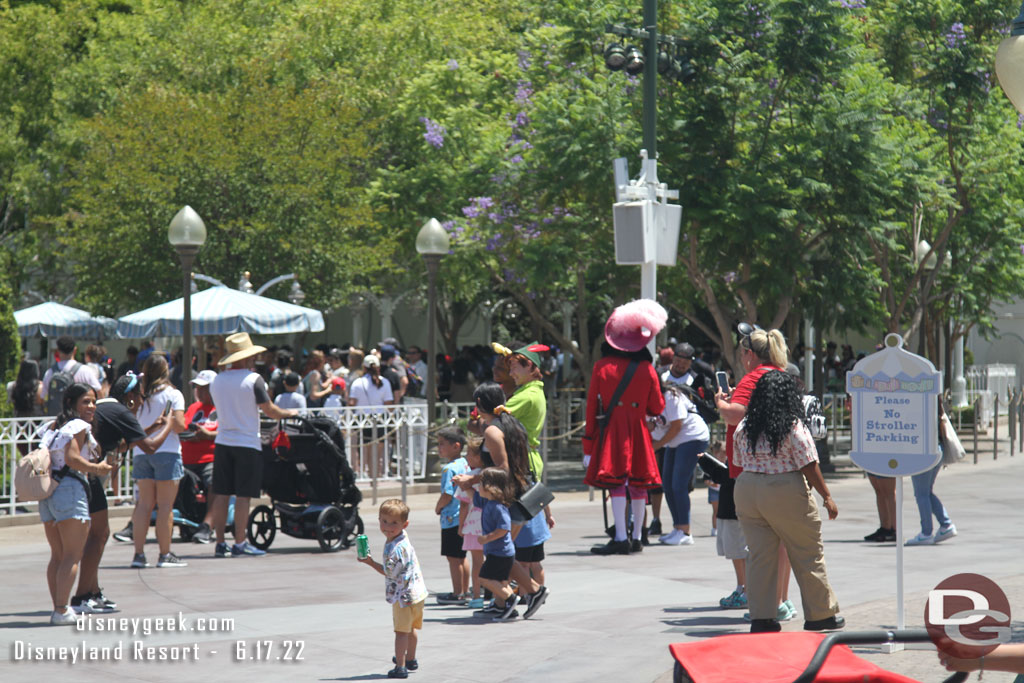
[846,333,941,649]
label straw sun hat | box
[217,332,267,366]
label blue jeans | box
[662,439,707,527]
[910,463,950,536]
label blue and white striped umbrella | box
[15,302,117,339]
[117,286,325,339]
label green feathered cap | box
[512,342,549,368]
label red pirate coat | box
[583,356,665,489]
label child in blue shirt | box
[434,425,469,605]
[474,467,518,622]
[358,499,429,679]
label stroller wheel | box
[316,506,347,553]
[341,512,364,549]
[247,505,276,550]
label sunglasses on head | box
[737,322,762,341]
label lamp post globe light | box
[996,4,1024,113]
[415,217,450,429]
[168,205,207,405]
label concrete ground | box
[2,426,1022,683]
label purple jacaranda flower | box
[509,154,524,164]
[488,212,504,223]
[419,117,446,148]
[945,22,966,49]
[515,83,533,104]
[724,271,738,284]
[514,111,529,128]
[447,59,459,70]
[768,77,778,90]
[517,50,531,70]
[836,0,865,7]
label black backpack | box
[679,373,720,426]
[45,360,80,416]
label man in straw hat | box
[208,333,299,557]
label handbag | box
[515,478,554,520]
[15,433,58,502]
[940,413,966,465]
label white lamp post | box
[168,205,207,405]
[415,218,450,427]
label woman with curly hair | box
[733,370,842,634]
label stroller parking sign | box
[846,333,941,476]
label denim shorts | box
[133,451,184,482]
[38,475,91,524]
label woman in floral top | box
[733,370,843,634]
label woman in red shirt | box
[584,300,667,555]
[713,326,789,616]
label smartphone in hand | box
[716,371,730,393]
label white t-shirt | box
[661,368,695,389]
[44,418,99,470]
[348,375,394,414]
[210,369,271,451]
[274,391,307,414]
[651,390,709,448]
[323,394,344,408]
[40,359,103,399]
[134,386,186,455]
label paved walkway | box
[2,428,1022,682]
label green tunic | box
[506,379,547,477]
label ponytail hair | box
[743,328,789,369]
[368,364,382,388]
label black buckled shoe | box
[591,539,631,555]
[804,615,845,632]
[750,618,782,633]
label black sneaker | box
[878,528,896,543]
[387,665,408,679]
[648,518,663,536]
[112,521,133,543]
[473,602,503,617]
[804,615,845,632]
[192,523,213,544]
[91,589,117,610]
[494,601,519,622]
[591,539,630,555]
[522,585,548,619]
[631,539,643,553]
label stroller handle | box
[790,629,968,683]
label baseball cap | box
[191,369,217,386]
[363,354,380,368]
[673,342,695,359]
[331,377,346,389]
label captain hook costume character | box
[583,299,667,555]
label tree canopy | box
[2,0,1023,375]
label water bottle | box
[356,534,369,559]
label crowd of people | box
[7,314,975,678]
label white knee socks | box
[631,498,646,541]
[611,496,628,541]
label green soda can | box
[356,534,369,559]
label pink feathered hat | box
[604,299,668,352]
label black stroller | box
[246,417,363,553]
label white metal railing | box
[2,404,429,517]
[966,364,1017,415]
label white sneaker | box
[934,524,957,543]
[659,529,684,545]
[50,608,77,625]
[905,532,935,546]
[677,533,695,546]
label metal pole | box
[177,246,198,406]
[425,256,440,430]
[642,0,657,157]
[973,397,979,464]
[895,476,904,631]
[994,394,1000,460]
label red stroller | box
[669,630,969,683]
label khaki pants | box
[735,471,839,622]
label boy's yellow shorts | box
[392,599,425,633]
